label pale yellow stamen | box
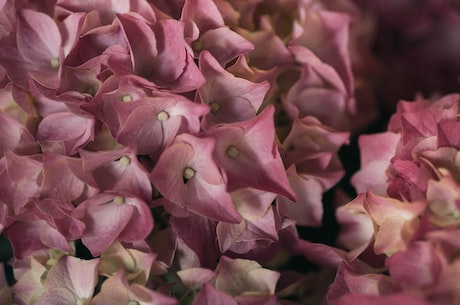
[157,111,169,121]
[210,102,220,113]
[121,94,133,102]
[183,167,196,180]
[113,196,125,205]
[50,57,60,69]
[77,299,86,305]
[226,146,239,158]
[128,301,139,305]
[119,156,131,166]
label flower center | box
[183,167,196,180]
[119,156,131,166]
[210,102,220,113]
[50,57,60,69]
[128,301,139,305]
[157,111,169,121]
[226,146,239,158]
[121,94,133,102]
[77,299,86,305]
[113,196,125,205]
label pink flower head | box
[283,46,354,129]
[33,256,100,305]
[89,269,177,305]
[36,109,96,156]
[351,132,401,196]
[386,241,444,290]
[117,12,205,92]
[181,0,254,64]
[0,150,42,215]
[99,87,209,156]
[0,111,39,157]
[151,133,241,223]
[216,206,278,254]
[291,7,354,96]
[277,165,325,227]
[100,241,156,285]
[237,17,293,70]
[204,105,296,201]
[362,192,426,256]
[215,256,280,296]
[40,152,99,203]
[0,9,63,89]
[281,116,348,191]
[72,192,153,256]
[197,51,269,129]
[6,199,82,259]
[79,146,151,201]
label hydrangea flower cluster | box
[0,0,360,304]
[1,0,459,305]
[329,94,460,304]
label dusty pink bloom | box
[12,256,47,305]
[197,51,269,129]
[117,12,205,91]
[0,111,39,157]
[151,133,241,223]
[204,105,296,201]
[0,9,62,89]
[291,6,354,96]
[98,86,209,156]
[351,132,401,196]
[0,150,42,215]
[89,269,177,305]
[171,214,220,269]
[283,46,354,129]
[40,152,99,203]
[327,261,394,302]
[281,116,349,190]
[181,0,253,64]
[277,165,325,227]
[32,256,99,305]
[237,17,293,70]
[6,199,82,259]
[79,146,151,201]
[215,256,280,296]
[73,193,153,256]
[336,193,374,254]
[386,241,444,290]
[99,241,156,284]
[193,283,238,305]
[362,192,426,255]
[216,206,278,254]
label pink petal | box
[17,9,62,64]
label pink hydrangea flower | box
[151,133,241,223]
